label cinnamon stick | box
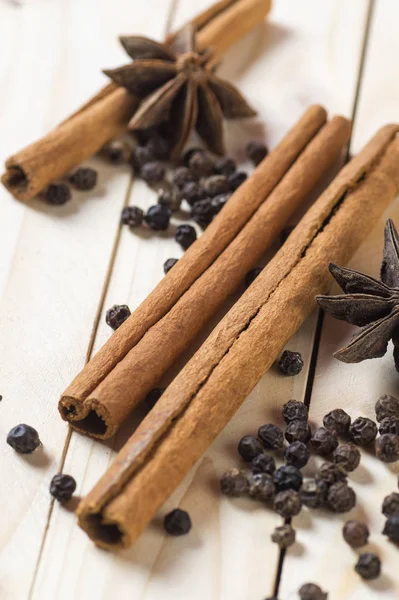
[77,124,399,550]
[62,114,350,438]
[59,105,329,436]
[1,0,272,202]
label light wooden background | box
[0,1,398,599]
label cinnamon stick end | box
[77,505,130,551]
[1,163,31,202]
[59,395,115,439]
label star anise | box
[104,24,256,157]
[316,219,399,371]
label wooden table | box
[1,1,398,598]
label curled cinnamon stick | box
[1,0,272,202]
[77,124,399,550]
[60,105,330,437]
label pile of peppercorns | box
[220,394,399,597]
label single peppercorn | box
[245,267,262,288]
[177,181,206,206]
[130,144,154,169]
[251,453,276,475]
[350,416,378,446]
[382,515,399,541]
[163,508,191,536]
[375,433,399,462]
[271,524,296,549]
[220,468,249,497]
[144,387,164,410]
[121,205,144,228]
[105,304,131,331]
[300,479,328,509]
[273,465,303,492]
[191,198,214,229]
[282,400,309,423]
[311,427,338,456]
[375,393,399,422]
[157,189,181,212]
[44,182,71,206]
[246,141,268,166]
[50,473,76,502]
[285,441,309,469]
[274,489,302,518]
[182,147,203,167]
[278,350,304,376]
[173,166,197,188]
[214,156,236,177]
[145,205,171,231]
[7,424,41,454]
[382,492,399,517]
[315,462,347,486]
[203,175,229,197]
[323,408,351,436]
[175,224,197,250]
[342,520,369,548]
[188,151,214,178]
[298,583,327,600]
[280,226,295,246]
[238,435,264,462]
[258,423,284,450]
[163,258,178,275]
[210,193,230,214]
[379,416,399,435]
[227,171,247,191]
[333,443,361,472]
[247,472,276,502]
[355,553,381,580]
[285,420,311,444]
[68,167,97,191]
[327,482,356,513]
[102,139,131,164]
[141,161,166,184]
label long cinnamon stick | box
[63,114,350,438]
[1,0,271,202]
[59,105,329,436]
[77,125,399,549]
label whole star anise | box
[104,24,256,157]
[316,219,399,371]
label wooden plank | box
[279,1,399,597]
[0,2,171,600]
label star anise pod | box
[316,219,399,371]
[104,24,256,157]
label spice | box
[273,489,302,518]
[284,441,309,469]
[246,141,268,166]
[178,181,206,206]
[210,193,230,214]
[379,416,399,435]
[273,465,303,492]
[333,443,361,472]
[375,433,399,462]
[220,468,248,497]
[189,151,215,178]
[315,462,347,486]
[191,198,214,228]
[238,435,264,462]
[175,224,197,250]
[203,175,229,197]
[271,524,296,549]
[145,205,171,231]
[282,400,308,423]
[6,424,41,454]
[102,139,132,165]
[163,258,178,275]
[382,515,399,541]
[278,350,304,376]
[146,134,170,160]
[323,408,351,436]
[105,304,131,331]
[245,267,262,288]
[68,167,97,191]
[50,473,77,502]
[349,417,378,446]
[215,156,236,177]
[258,423,284,450]
[131,145,154,169]
[300,479,328,509]
[382,492,399,517]
[173,166,197,188]
[375,393,399,421]
[158,189,181,212]
[144,387,164,410]
[227,171,247,191]
[342,520,369,548]
[121,205,144,228]
[181,147,202,167]
[141,161,166,184]
[251,453,276,475]
[298,583,327,600]
[327,482,356,513]
[285,420,311,444]
[163,508,191,536]
[44,182,71,205]
[311,427,338,455]
[247,472,276,502]
[355,553,381,580]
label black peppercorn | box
[227,171,247,191]
[189,151,214,178]
[379,416,399,435]
[191,198,215,228]
[258,423,284,450]
[182,147,203,167]
[130,144,154,169]
[375,393,399,422]
[178,181,206,206]
[246,141,268,166]
[163,258,178,275]
[173,166,197,188]
[271,524,296,549]
[44,182,71,206]
[355,553,381,580]
[285,420,311,444]
[144,387,164,410]
[145,205,171,231]
[50,473,77,502]
[342,520,369,548]
[163,508,192,535]
[298,583,327,600]
[252,453,276,475]
[247,472,276,502]
[175,224,197,250]
[68,167,97,191]
[121,205,144,228]
[214,156,236,177]
[300,479,328,509]
[7,424,41,454]
[273,489,302,518]
[203,175,229,197]
[382,492,399,517]
[333,443,361,472]
[280,226,295,246]
[238,435,264,462]
[102,139,131,165]
[382,515,399,541]
[105,304,131,331]
[273,465,303,492]
[141,161,166,184]
[327,482,356,513]
[311,427,338,456]
[278,350,304,376]
[285,441,309,469]
[158,189,181,212]
[282,400,308,423]
[350,416,378,446]
[375,433,399,462]
[315,462,347,486]
[220,468,249,497]
[210,193,230,214]
[323,408,351,436]
[245,267,262,288]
